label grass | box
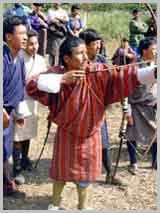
[87,10,130,41]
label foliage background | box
[3,3,156,57]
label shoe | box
[3,180,25,198]
[105,175,126,186]
[81,207,94,210]
[152,161,157,170]
[128,164,138,175]
[14,174,25,185]
[48,204,59,210]
[4,189,26,198]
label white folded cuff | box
[137,65,156,85]
[15,100,32,119]
[37,74,63,93]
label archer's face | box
[65,44,88,70]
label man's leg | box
[21,140,32,171]
[3,159,25,198]
[48,180,65,210]
[127,141,138,174]
[101,120,122,185]
[150,142,157,169]
[12,142,25,185]
[48,54,55,66]
[76,181,91,210]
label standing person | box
[30,3,48,32]
[4,3,31,28]
[27,36,157,210]
[12,29,47,185]
[112,38,136,66]
[129,8,147,57]
[126,37,157,175]
[3,16,27,197]
[79,29,122,185]
[46,3,69,66]
[99,39,107,58]
[47,3,69,24]
[66,5,84,37]
[29,3,48,56]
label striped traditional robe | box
[27,63,139,181]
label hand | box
[124,49,128,56]
[16,118,25,128]
[3,108,10,129]
[61,70,85,85]
[74,31,80,37]
[124,112,134,126]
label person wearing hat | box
[79,29,123,185]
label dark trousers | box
[127,141,157,164]
[101,120,112,175]
[38,28,47,56]
[12,140,30,175]
[150,143,157,164]
[127,141,137,165]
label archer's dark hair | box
[27,29,38,39]
[3,15,26,41]
[59,36,85,66]
[71,4,80,12]
[138,37,156,56]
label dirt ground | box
[3,104,157,210]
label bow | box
[83,4,89,29]
[144,3,157,35]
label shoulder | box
[3,44,12,64]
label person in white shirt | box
[13,29,47,184]
[47,3,69,24]
[46,3,69,66]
